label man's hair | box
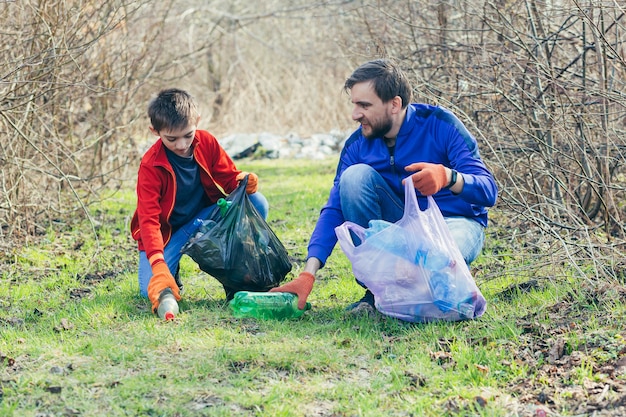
[148,88,200,132]
[344,59,412,109]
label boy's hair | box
[344,59,412,109]
[148,88,200,132]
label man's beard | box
[361,116,393,140]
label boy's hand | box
[147,262,181,313]
[236,172,258,194]
[404,162,449,196]
[270,272,314,310]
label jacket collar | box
[151,136,200,166]
[396,104,416,140]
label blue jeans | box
[339,164,485,266]
[137,192,269,297]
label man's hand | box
[236,172,258,194]
[404,162,449,196]
[147,262,181,313]
[270,272,314,310]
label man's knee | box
[445,217,485,266]
[340,164,376,189]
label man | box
[271,59,497,311]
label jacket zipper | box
[387,143,396,174]
[194,148,228,198]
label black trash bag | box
[181,175,292,292]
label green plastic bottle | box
[217,198,232,217]
[229,291,311,319]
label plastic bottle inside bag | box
[192,218,217,239]
[415,244,452,271]
[364,220,412,261]
[429,271,453,311]
[364,219,393,239]
[429,270,475,318]
[217,198,232,217]
[257,229,270,251]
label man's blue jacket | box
[307,103,498,266]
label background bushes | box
[1,0,625,280]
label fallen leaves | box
[547,337,565,363]
[53,318,74,332]
[0,351,15,367]
[429,350,455,370]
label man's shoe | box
[346,289,375,313]
[348,302,375,316]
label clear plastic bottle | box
[428,271,475,318]
[429,271,454,312]
[192,218,216,239]
[229,291,311,319]
[363,220,411,261]
[157,288,179,321]
[422,248,451,271]
[363,219,393,239]
[217,198,232,217]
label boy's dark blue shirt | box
[165,147,209,230]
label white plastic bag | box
[335,178,487,322]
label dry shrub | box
[334,0,626,279]
[2,1,108,242]
[163,0,355,135]
[2,0,626,283]
[0,1,352,250]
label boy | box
[130,88,268,314]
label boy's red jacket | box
[130,130,241,263]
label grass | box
[2,158,626,416]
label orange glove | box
[236,172,258,194]
[404,162,449,196]
[147,262,181,313]
[269,272,314,310]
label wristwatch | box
[445,169,458,189]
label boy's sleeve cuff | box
[149,252,165,267]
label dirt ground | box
[493,281,626,417]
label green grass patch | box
[1,158,625,416]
